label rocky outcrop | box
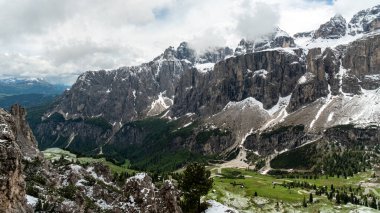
[0,108,29,213]
[294,31,313,38]
[10,105,41,159]
[123,174,182,213]
[313,14,347,39]
[23,153,183,212]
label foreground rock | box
[0,108,30,213]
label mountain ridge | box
[32,4,380,172]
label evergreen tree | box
[179,163,213,213]
[303,196,307,207]
[309,193,313,203]
[336,192,341,204]
[370,198,378,209]
[35,199,43,211]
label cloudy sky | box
[0,0,378,84]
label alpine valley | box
[2,4,380,213]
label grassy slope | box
[43,148,136,174]
[207,168,375,212]
[77,157,134,174]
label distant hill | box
[0,78,68,95]
[0,93,58,110]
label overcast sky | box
[0,0,378,84]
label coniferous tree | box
[370,198,378,209]
[179,163,213,213]
[35,199,43,211]
[336,192,341,204]
[309,193,313,203]
[303,196,307,207]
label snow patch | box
[26,195,38,206]
[327,112,335,122]
[295,33,365,51]
[182,122,193,128]
[298,72,315,85]
[195,63,215,73]
[253,69,268,79]
[69,164,83,173]
[147,92,173,116]
[267,95,291,116]
[205,200,238,213]
[96,199,112,210]
[223,97,264,111]
[130,173,147,181]
[309,95,333,129]
[364,74,380,81]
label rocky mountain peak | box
[234,27,296,55]
[162,46,177,60]
[176,42,196,63]
[197,46,233,64]
[313,14,347,39]
[348,4,380,35]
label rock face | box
[0,108,29,213]
[342,34,380,92]
[287,48,332,112]
[173,49,306,117]
[0,139,27,213]
[313,14,347,39]
[10,105,41,159]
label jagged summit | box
[235,27,296,55]
[155,41,233,66]
[293,5,380,49]
[155,42,196,63]
[313,14,347,39]
[348,4,380,35]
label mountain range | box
[29,5,380,173]
[0,4,380,213]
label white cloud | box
[236,1,280,40]
[334,0,379,19]
[0,0,377,84]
